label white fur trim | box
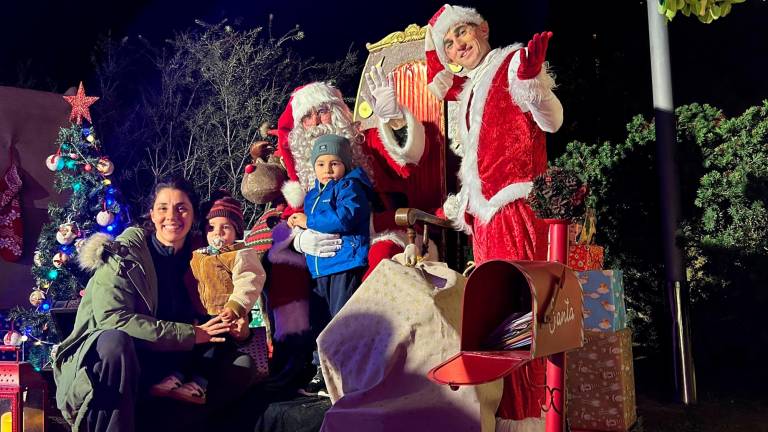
[281,180,306,208]
[427,69,454,101]
[291,82,343,126]
[272,300,310,340]
[447,101,463,155]
[425,26,436,51]
[495,416,545,432]
[507,50,557,108]
[457,46,535,225]
[267,222,307,268]
[371,230,407,248]
[376,107,426,167]
[430,5,484,66]
[78,232,113,272]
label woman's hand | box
[194,315,232,344]
[229,317,251,342]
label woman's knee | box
[96,329,137,362]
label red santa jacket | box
[451,45,562,233]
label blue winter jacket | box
[304,167,372,278]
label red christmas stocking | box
[0,154,23,262]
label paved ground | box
[46,393,768,431]
[631,396,768,432]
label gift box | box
[568,244,605,271]
[577,269,627,332]
[567,328,636,431]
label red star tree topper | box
[63,82,99,125]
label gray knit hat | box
[310,134,353,169]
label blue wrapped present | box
[576,270,627,332]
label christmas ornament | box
[29,290,46,307]
[63,81,99,125]
[96,210,115,227]
[33,250,43,266]
[84,163,93,172]
[52,252,69,268]
[56,222,79,245]
[45,154,63,171]
[3,330,22,346]
[96,157,114,176]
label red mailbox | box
[428,260,584,386]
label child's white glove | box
[292,228,342,257]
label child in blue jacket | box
[287,133,372,395]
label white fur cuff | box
[376,107,426,167]
[508,61,556,107]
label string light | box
[72,182,82,192]
[47,269,58,280]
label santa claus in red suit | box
[267,75,428,279]
[425,4,563,432]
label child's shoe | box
[149,374,183,398]
[299,366,329,398]
[169,381,207,405]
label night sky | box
[1,0,767,147]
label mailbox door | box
[516,261,585,358]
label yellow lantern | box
[0,346,47,432]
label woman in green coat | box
[53,178,250,432]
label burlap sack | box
[317,256,502,432]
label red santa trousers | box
[472,198,549,420]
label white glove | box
[363,65,403,121]
[293,228,342,257]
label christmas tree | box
[8,82,130,369]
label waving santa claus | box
[424,3,564,432]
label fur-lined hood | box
[78,227,146,272]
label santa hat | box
[274,82,346,209]
[425,4,484,101]
[289,82,344,126]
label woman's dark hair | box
[142,176,201,232]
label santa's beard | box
[287,114,374,191]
